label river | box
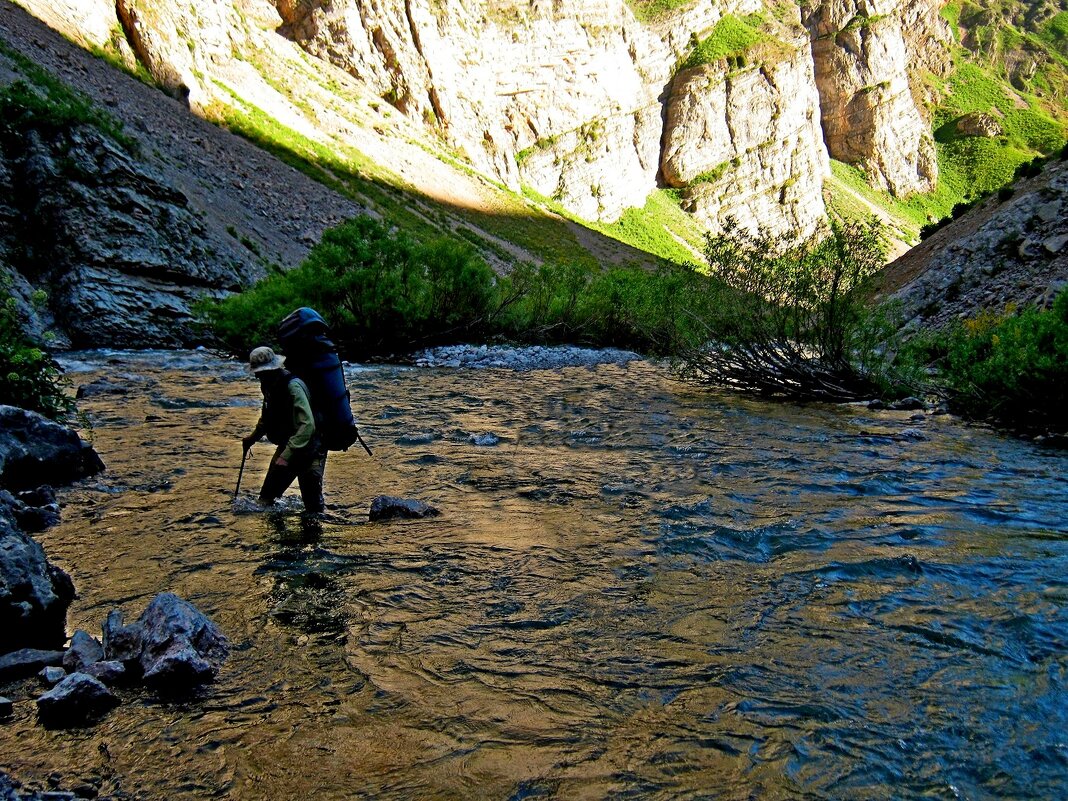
[2,349,1066,800]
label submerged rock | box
[369,496,440,522]
[75,379,129,399]
[103,593,228,691]
[36,673,118,726]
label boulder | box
[62,631,104,673]
[0,696,11,718]
[0,406,104,492]
[0,505,75,650]
[103,593,228,690]
[0,649,65,682]
[36,673,118,726]
[38,666,66,686]
[101,609,142,664]
[0,489,60,534]
[83,660,126,686]
[369,496,441,522]
[889,397,926,411]
[953,112,1003,138]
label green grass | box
[826,49,1066,239]
[523,185,700,266]
[589,190,703,265]
[1048,12,1068,48]
[627,0,698,22]
[941,2,963,41]
[0,38,136,152]
[679,15,768,71]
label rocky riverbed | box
[1,348,1066,800]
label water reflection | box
[0,349,1064,800]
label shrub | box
[921,292,1068,432]
[201,215,715,359]
[677,217,899,401]
[199,215,496,357]
[0,284,72,420]
[493,260,711,354]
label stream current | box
[2,349,1066,800]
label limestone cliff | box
[661,30,829,239]
[13,0,956,246]
[800,0,947,197]
[271,0,830,238]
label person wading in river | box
[242,346,327,514]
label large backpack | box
[277,307,360,452]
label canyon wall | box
[12,0,948,245]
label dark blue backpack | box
[277,308,359,452]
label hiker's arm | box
[244,406,268,451]
[280,382,315,462]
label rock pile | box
[0,407,102,652]
[39,594,227,727]
[0,594,228,729]
[886,158,1068,328]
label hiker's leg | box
[259,445,297,503]
[297,452,326,513]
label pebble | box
[414,344,641,372]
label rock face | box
[881,158,1068,328]
[800,0,945,197]
[9,0,966,278]
[662,39,829,238]
[116,0,245,107]
[0,125,250,348]
[103,593,229,690]
[0,406,104,491]
[275,0,829,238]
[0,506,75,651]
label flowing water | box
[2,349,1067,800]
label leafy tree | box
[678,218,892,401]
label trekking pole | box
[355,428,374,457]
[234,445,250,501]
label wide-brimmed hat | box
[248,346,285,374]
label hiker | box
[242,346,327,514]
